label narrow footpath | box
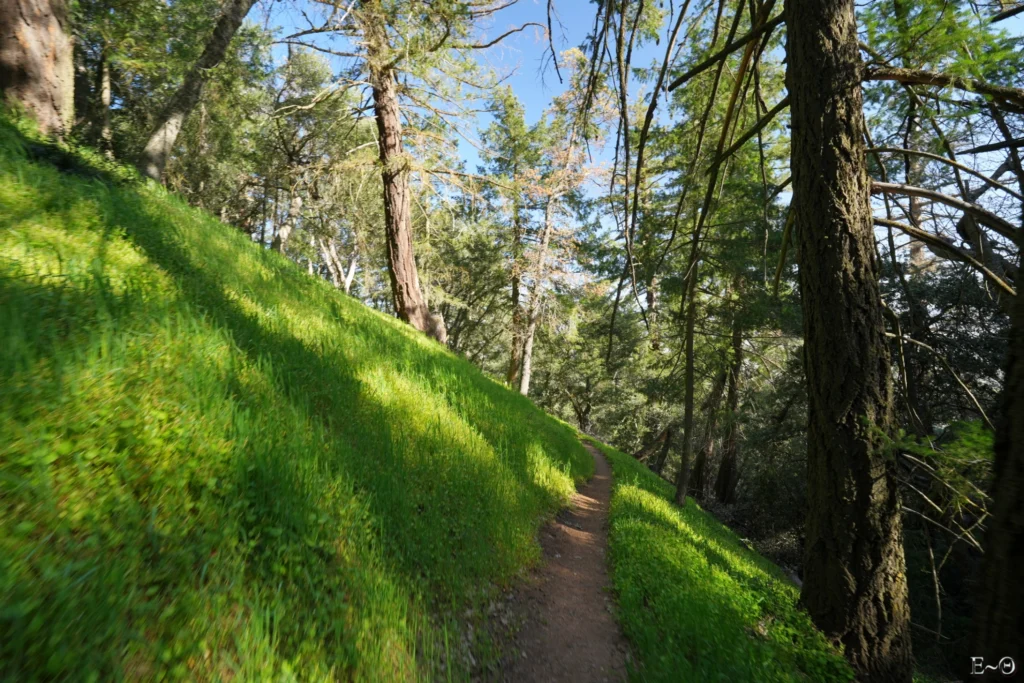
[503,442,629,682]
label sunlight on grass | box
[0,117,592,680]
[587,439,854,682]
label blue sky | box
[259,0,664,174]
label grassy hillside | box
[587,439,854,682]
[0,117,592,681]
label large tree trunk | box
[519,200,554,396]
[713,324,743,505]
[0,0,73,136]
[137,0,256,181]
[788,1,913,680]
[974,253,1024,678]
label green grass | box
[0,116,592,681]
[587,439,854,682]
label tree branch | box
[874,217,1016,297]
[870,181,1019,241]
[865,66,1024,110]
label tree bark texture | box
[137,0,256,181]
[362,3,443,343]
[0,0,73,136]
[788,1,913,680]
[974,251,1024,677]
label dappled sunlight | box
[0,122,591,681]
[589,439,853,683]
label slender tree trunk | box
[318,237,343,288]
[788,1,913,679]
[691,368,727,499]
[673,257,699,506]
[974,260,1024,678]
[343,251,358,295]
[94,46,112,156]
[652,427,674,476]
[634,425,670,463]
[506,203,526,385]
[714,324,743,504]
[519,200,555,397]
[0,0,73,136]
[271,192,301,253]
[362,3,443,342]
[137,0,256,181]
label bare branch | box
[874,217,1016,297]
[454,22,543,50]
[870,181,1019,241]
[869,147,1024,202]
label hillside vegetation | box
[588,439,855,682]
[0,118,592,681]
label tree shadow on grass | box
[1,125,588,678]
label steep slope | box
[587,439,855,682]
[0,117,592,681]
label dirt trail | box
[502,442,629,682]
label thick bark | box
[361,2,443,343]
[713,324,744,505]
[0,0,73,136]
[137,0,256,181]
[973,254,1024,677]
[788,1,913,680]
[519,200,555,397]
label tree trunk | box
[0,0,73,136]
[787,1,913,679]
[974,256,1024,678]
[362,3,443,342]
[519,200,555,396]
[506,200,526,385]
[634,425,670,463]
[714,324,743,505]
[96,46,112,156]
[271,192,301,253]
[137,0,256,181]
[673,257,699,506]
[690,368,728,499]
[652,427,674,476]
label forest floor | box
[501,443,630,682]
